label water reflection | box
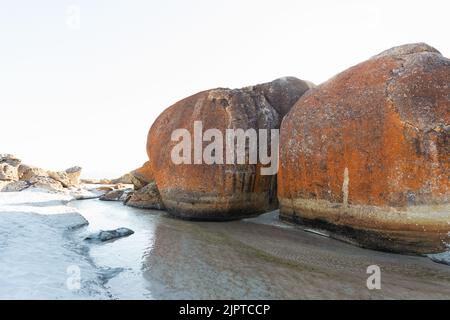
[71,199,450,299]
[70,199,158,299]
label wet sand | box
[72,199,450,299]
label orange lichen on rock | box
[278,43,450,254]
[147,77,313,220]
[132,161,155,183]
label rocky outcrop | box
[279,43,450,254]
[0,154,20,181]
[2,175,64,193]
[48,167,81,188]
[147,77,314,220]
[0,154,21,167]
[112,162,153,190]
[81,178,112,184]
[1,181,31,192]
[0,163,18,181]
[0,155,85,194]
[100,188,133,201]
[112,173,146,190]
[28,176,64,192]
[131,161,154,185]
[124,181,165,210]
[94,186,115,192]
[18,165,47,180]
[103,162,163,208]
[48,171,72,188]
[65,166,82,186]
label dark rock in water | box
[85,228,134,242]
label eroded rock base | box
[280,198,450,255]
[163,191,278,221]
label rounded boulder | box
[279,43,450,254]
[148,77,313,220]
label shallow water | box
[70,199,450,299]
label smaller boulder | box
[112,173,147,190]
[1,180,31,192]
[112,162,154,190]
[80,178,97,184]
[113,183,129,190]
[85,228,134,242]
[124,181,165,210]
[18,165,48,180]
[100,188,133,202]
[81,178,112,184]
[95,186,115,192]
[0,154,21,167]
[48,171,72,188]
[65,166,82,186]
[131,161,154,184]
[0,163,18,181]
[29,176,64,192]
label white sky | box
[1,0,449,178]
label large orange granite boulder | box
[147,77,314,220]
[279,43,450,254]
